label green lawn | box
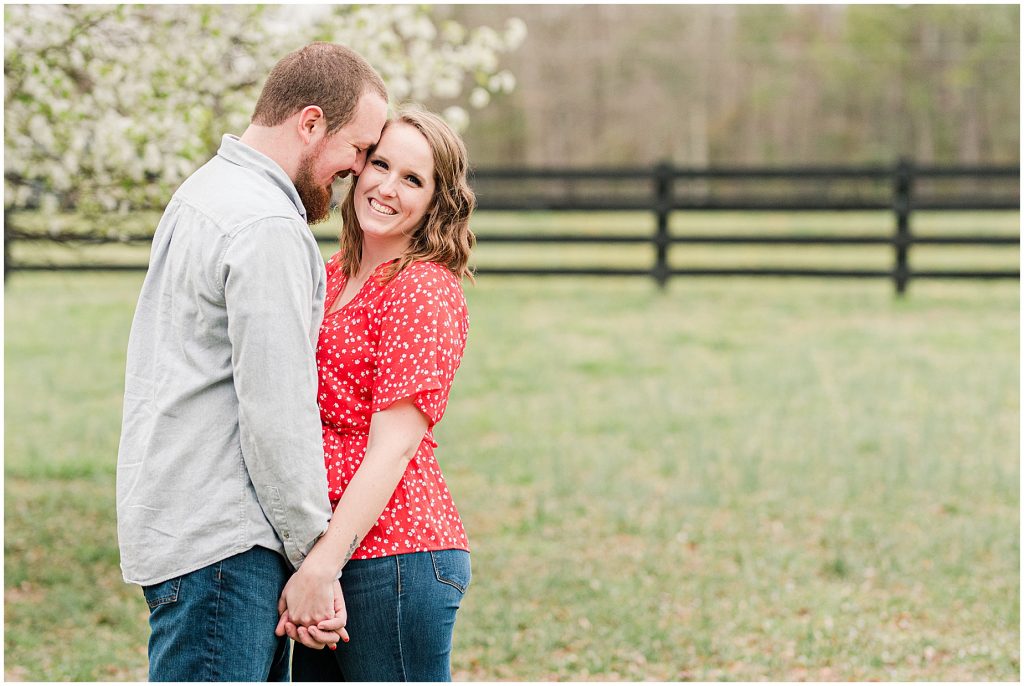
[4,213,1020,680]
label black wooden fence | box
[5,160,1019,295]
[467,160,1019,295]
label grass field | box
[4,211,1020,680]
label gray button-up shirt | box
[116,135,333,586]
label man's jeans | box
[142,546,291,681]
[292,549,471,682]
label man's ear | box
[296,105,325,145]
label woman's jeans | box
[142,546,291,681]
[292,549,471,682]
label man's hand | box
[276,578,349,650]
[278,563,335,627]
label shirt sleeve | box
[221,217,333,569]
[371,266,467,428]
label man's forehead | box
[358,132,382,147]
[337,126,379,149]
[332,95,386,145]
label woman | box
[279,106,476,681]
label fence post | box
[893,158,914,296]
[653,161,673,289]
[3,208,10,282]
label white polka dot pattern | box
[315,253,469,559]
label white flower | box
[490,70,517,93]
[472,26,502,51]
[504,18,528,49]
[432,77,462,100]
[398,14,436,42]
[469,87,491,109]
[441,106,469,133]
[440,20,466,44]
[388,76,411,100]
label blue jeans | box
[292,549,471,682]
[142,546,291,682]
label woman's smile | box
[368,198,397,215]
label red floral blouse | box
[315,253,469,559]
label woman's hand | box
[276,568,348,649]
[276,578,350,648]
[277,609,345,650]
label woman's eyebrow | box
[371,150,428,178]
[396,160,429,178]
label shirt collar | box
[216,134,307,221]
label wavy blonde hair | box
[337,105,476,284]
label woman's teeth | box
[369,198,396,215]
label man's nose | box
[350,150,367,175]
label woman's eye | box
[406,176,422,187]
[371,159,387,170]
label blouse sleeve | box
[371,266,467,428]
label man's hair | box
[251,42,388,135]
[338,105,477,283]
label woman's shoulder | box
[325,250,345,278]
[393,260,462,287]
[387,261,466,305]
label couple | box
[116,43,475,681]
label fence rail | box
[5,159,1019,294]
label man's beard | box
[294,151,335,225]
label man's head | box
[251,42,389,223]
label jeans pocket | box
[142,576,182,610]
[429,550,471,594]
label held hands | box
[275,571,350,650]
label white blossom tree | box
[4,4,526,215]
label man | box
[116,42,388,681]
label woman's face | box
[354,121,436,247]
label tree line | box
[440,5,1019,168]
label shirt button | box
[283,532,290,539]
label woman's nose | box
[378,175,397,196]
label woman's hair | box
[251,42,387,136]
[337,105,476,283]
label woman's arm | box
[277,397,429,628]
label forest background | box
[446,4,1019,168]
